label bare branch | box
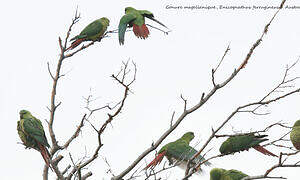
[242,176,287,180]
[144,162,178,180]
[65,41,95,58]
[63,114,86,149]
[170,111,175,128]
[180,94,187,111]
[82,172,93,180]
[44,8,119,179]
[67,61,136,180]
[215,121,291,138]
[242,151,300,180]
[62,165,71,175]
[47,62,55,80]
[64,7,81,49]
[103,157,115,177]
[212,44,230,86]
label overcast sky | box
[1,0,300,179]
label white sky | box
[1,0,300,179]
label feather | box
[144,151,166,170]
[253,145,278,157]
[66,38,84,51]
[37,142,53,171]
[133,24,149,39]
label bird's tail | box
[148,17,168,29]
[253,145,278,157]
[133,24,149,39]
[193,154,211,167]
[66,38,84,51]
[144,151,166,170]
[37,142,53,171]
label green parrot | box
[144,132,211,172]
[118,7,168,45]
[290,120,300,150]
[66,17,110,50]
[219,133,277,157]
[210,168,248,180]
[17,110,52,168]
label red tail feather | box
[133,24,150,39]
[253,145,278,157]
[144,151,166,170]
[66,38,84,51]
[37,142,53,170]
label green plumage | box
[159,132,211,169]
[71,17,110,41]
[18,110,52,168]
[17,120,35,148]
[17,110,50,150]
[67,17,110,50]
[210,168,248,180]
[118,7,167,45]
[120,7,147,27]
[290,120,300,150]
[219,133,268,154]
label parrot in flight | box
[17,110,52,169]
[144,132,211,173]
[66,17,110,50]
[290,120,300,150]
[118,7,168,45]
[219,133,277,157]
[210,168,248,180]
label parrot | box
[290,120,300,150]
[66,17,110,50]
[210,168,248,180]
[144,132,211,173]
[17,110,52,169]
[219,133,277,157]
[118,7,168,45]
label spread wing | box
[118,14,136,45]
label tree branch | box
[66,61,136,180]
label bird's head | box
[210,168,223,180]
[219,139,229,154]
[181,132,195,143]
[293,120,300,127]
[125,7,135,13]
[101,17,110,26]
[19,110,31,119]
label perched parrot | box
[219,133,277,157]
[17,110,52,168]
[118,7,168,45]
[144,132,211,172]
[290,120,300,150]
[210,168,248,180]
[66,17,110,50]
